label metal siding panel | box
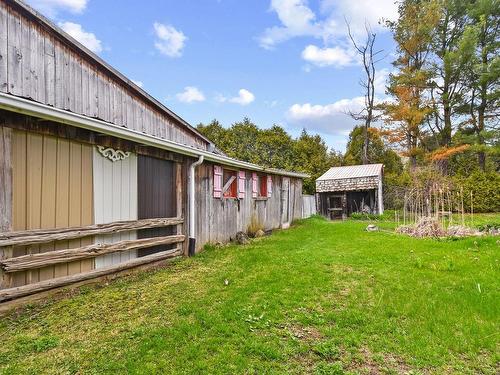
[93,149,138,268]
[54,138,70,278]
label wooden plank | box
[43,36,55,106]
[0,127,12,232]
[2,235,185,272]
[0,217,184,247]
[0,3,8,93]
[7,9,22,96]
[0,127,12,289]
[0,247,182,302]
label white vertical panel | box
[93,147,138,269]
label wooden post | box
[175,162,186,255]
[0,126,13,289]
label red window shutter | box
[213,165,223,198]
[267,175,272,197]
[238,171,246,199]
[252,172,258,198]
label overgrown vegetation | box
[0,216,498,374]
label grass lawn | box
[0,216,498,374]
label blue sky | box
[27,0,398,151]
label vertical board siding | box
[0,1,209,151]
[0,126,12,231]
[10,130,93,287]
[194,163,302,251]
[93,148,138,269]
[0,127,12,289]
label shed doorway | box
[281,177,291,228]
[137,155,177,257]
[327,195,344,220]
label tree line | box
[197,119,401,195]
[381,0,499,173]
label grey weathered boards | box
[0,0,210,151]
[137,155,176,257]
[193,163,303,249]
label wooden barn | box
[0,0,307,303]
[316,164,383,220]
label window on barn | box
[222,169,238,198]
[258,174,267,197]
[252,173,272,198]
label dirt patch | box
[345,346,416,374]
[287,324,323,342]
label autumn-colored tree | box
[382,0,440,170]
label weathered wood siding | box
[93,147,138,268]
[11,130,93,286]
[194,163,303,249]
[0,1,209,150]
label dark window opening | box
[223,169,238,198]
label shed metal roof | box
[316,164,383,181]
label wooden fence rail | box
[1,235,185,273]
[0,217,183,247]
[0,247,183,302]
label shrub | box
[453,172,500,213]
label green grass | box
[0,215,499,374]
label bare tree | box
[345,20,384,164]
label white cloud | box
[153,22,187,58]
[229,89,255,105]
[286,95,389,136]
[320,0,398,40]
[259,0,321,49]
[259,0,398,68]
[374,68,390,95]
[216,89,255,105]
[27,0,87,17]
[301,44,357,67]
[286,96,366,135]
[58,22,102,53]
[176,86,205,103]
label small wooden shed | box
[316,164,384,219]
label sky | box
[26,0,398,151]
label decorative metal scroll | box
[97,146,131,162]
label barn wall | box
[10,130,93,287]
[194,162,303,250]
[93,148,138,269]
[0,1,209,151]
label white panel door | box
[93,147,138,268]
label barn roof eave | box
[7,0,213,148]
[0,92,309,179]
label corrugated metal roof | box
[316,164,383,181]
